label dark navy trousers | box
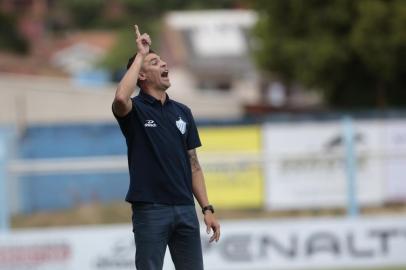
[131,203,204,270]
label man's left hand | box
[204,212,220,243]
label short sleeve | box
[112,99,136,139]
[186,108,202,150]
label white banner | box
[382,120,406,202]
[203,216,406,269]
[0,225,174,270]
[263,120,386,210]
[1,217,406,270]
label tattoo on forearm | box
[189,149,201,173]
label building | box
[159,10,260,119]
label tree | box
[0,12,28,54]
[251,0,406,108]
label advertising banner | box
[0,225,172,270]
[263,121,385,210]
[1,216,406,270]
[198,126,263,209]
[203,216,406,269]
[382,120,406,202]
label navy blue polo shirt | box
[113,90,202,205]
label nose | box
[161,60,167,68]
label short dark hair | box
[127,49,156,88]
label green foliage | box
[60,0,105,29]
[252,0,406,108]
[57,0,243,30]
[0,12,28,53]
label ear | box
[138,71,146,82]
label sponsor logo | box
[94,238,134,269]
[176,117,186,134]
[0,243,71,266]
[202,227,406,262]
[144,120,157,127]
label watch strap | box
[202,205,214,214]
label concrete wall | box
[0,72,244,126]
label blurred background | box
[0,0,406,269]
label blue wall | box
[20,172,129,213]
[17,122,129,213]
[19,123,126,159]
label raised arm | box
[113,25,151,117]
[188,149,220,243]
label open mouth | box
[161,70,169,78]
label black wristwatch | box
[202,205,215,215]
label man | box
[112,25,220,270]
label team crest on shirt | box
[176,117,186,134]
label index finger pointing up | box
[134,25,141,38]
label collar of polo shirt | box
[139,90,171,105]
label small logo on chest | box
[176,117,187,134]
[144,120,157,127]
